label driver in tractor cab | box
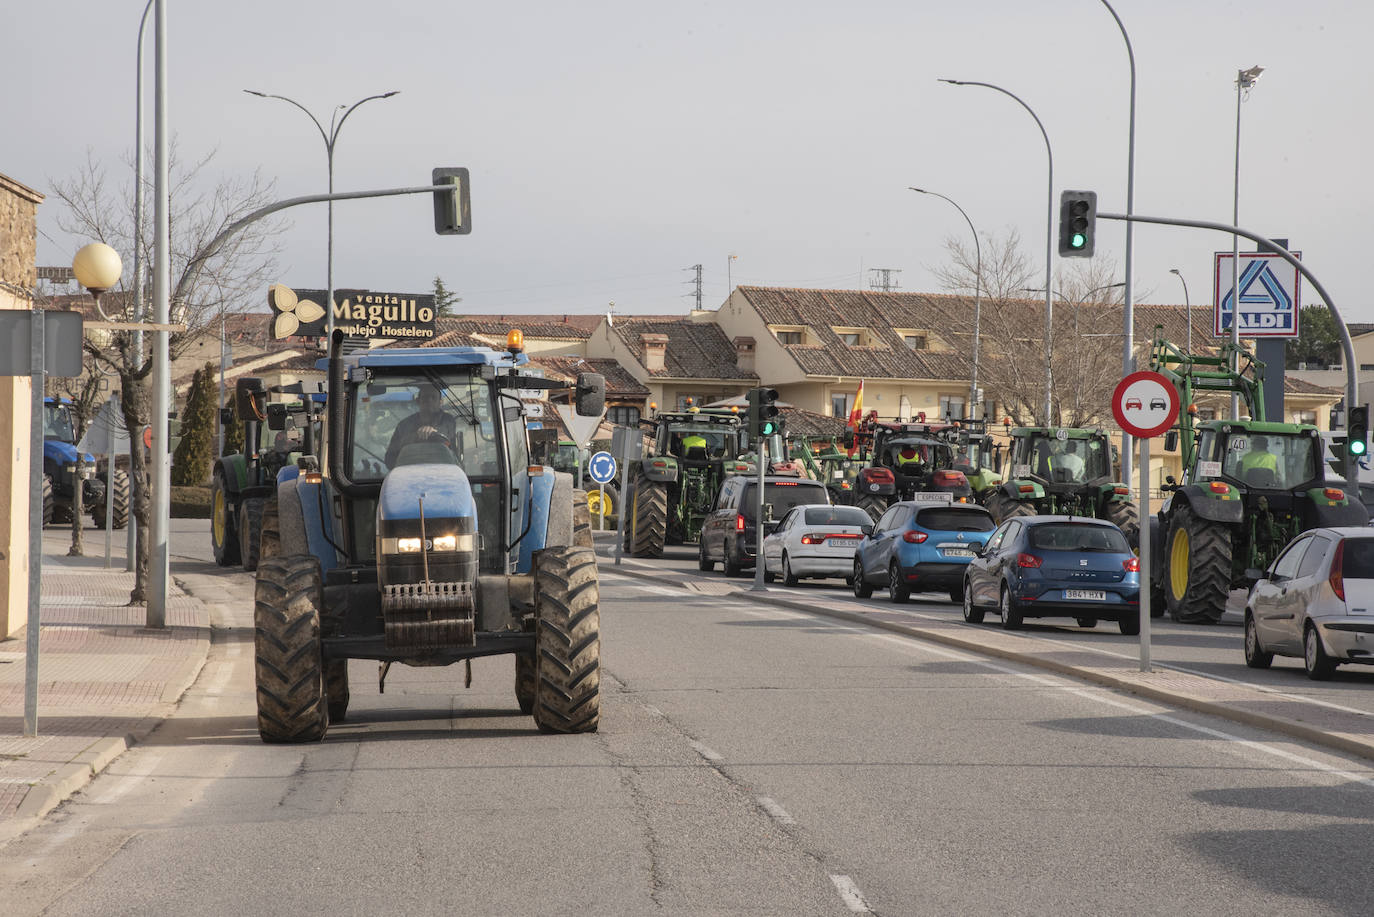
[895,443,925,474]
[1239,434,1278,484]
[385,383,457,467]
[678,432,709,460]
[1050,440,1086,482]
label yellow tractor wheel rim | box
[587,490,606,517]
[1169,527,1190,602]
[212,489,226,546]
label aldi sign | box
[1213,251,1301,339]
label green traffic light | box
[761,422,778,436]
[1352,438,1368,456]
[1070,233,1086,249]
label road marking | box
[830,875,874,914]
[689,740,723,763]
[757,796,795,825]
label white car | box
[1245,526,1374,679]
[762,504,874,585]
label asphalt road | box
[6,524,1374,915]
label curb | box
[599,553,1374,765]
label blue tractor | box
[42,398,129,529]
[252,331,606,741]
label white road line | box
[757,796,795,825]
[689,740,723,763]
[830,875,874,914]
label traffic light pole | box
[752,438,768,592]
[1097,210,1360,481]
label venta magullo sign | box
[267,284,438,341]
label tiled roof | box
[780,406,847,437]
[431,317,591,342]
[1283,376,1341,395]
[738,286,972,381]
[1348,323,1374,338]
[612,317,756,380]
[449,313,604,333]
[528,356,649,397]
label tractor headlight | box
[431,534,459,552]
[383,533,472,555]
[64,464,76,474]
[396,537,424,553]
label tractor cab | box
[1009,429,1113,486]
[1189,423,1322,493]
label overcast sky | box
[5,1,1370,324]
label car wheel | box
[698,539,714,572]
[948,583,965,605]
[961,578,984,624]
[723,541,742,578]
[1000,582,1023,630]
[1076,618,1098,629]
[1244,613,1273,669]
[1117,611,1140,636]
[782,553,799,587]
[1303,623,1336,680]
[852,558,873,598]
[888,562,910,604]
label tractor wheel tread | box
[240,497,266,573]
[253,554,328,743]
[1164,503,1231,625]
[630,478,668,558]
[533,545,601,734]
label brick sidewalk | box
[0,552,209,844]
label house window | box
[607,405,641,428]
[1361,364,1374,371]
[903,334,928,351]
[1293,410,1317,425]
[832,392,854,419]
[776,331,803,345]
[831,327,868,346]
[938,395,966,420]
[676,395,702,411]
[839,332,861,346]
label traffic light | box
[1349,405,1369,460]
[754,387,780,437]
[432,167,471,235]
[1058,190,1097,257]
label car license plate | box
[942,548,974,558]
[1065,589,1106,601]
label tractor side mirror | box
[842,431,855,450]
[219,407,233,427]
[1164,430,1179,452]
[234,377,266,422]
[266,402,288,431]
[1165,474,1177,485]
[575,372,605,417]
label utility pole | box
[867,268,902,292]
[684,263,703,311]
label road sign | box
[588,451,617,485]
[0,311,85,376]
[1112,371,1179,439]
[78,395,131,454]
[1214,251,1301,338]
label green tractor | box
[941,419,1004,500]
[790,434,866,503]
[624,408,752,557]
[984,427,1138,542]
[1149,335,1368,624]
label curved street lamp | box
[910,187,981,420]
[1169,268,1192,357]
[244,89,399,336]
[939,78,1055,424]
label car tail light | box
[1017,553,1042,568]
[1122,557,1140,572]
[866,468,895,485]
[1325,488,1346,501]
[735,514,746,532]
[1209,481,1230,494]
[935,470,967,487]
[903,530,928,544]
[801,533,824,544]
[1330,539,1346,601]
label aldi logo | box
[1213,251,1301,339]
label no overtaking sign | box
[1112,371,1178,440]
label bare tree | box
[48,144,284,602]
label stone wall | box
[0,171,43,638]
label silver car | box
[1244,527,1374,679]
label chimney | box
[640,332,669,373]
[733,335,756,374]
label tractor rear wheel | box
[326,660,350,722]
[1164,503,1231,624]
[1107,499,1140,547]
[41,475,53,527]
[856,494,887,523]
[211,469,240,567]
[630,478,668,558]
[254,555,328,743]
[515,652,537,715]
[259,499,281,561]
[986,490,1035,524]
[240,496,266,573]
[571,490,593,548]
[91,470,130,530]
[533,544,601,733]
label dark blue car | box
[852,500,996,603]
[963,515,1141,634]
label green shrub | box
[172,363,217,485]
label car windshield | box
[1014,434,1110,483]
[1220,432,1316,489]
[915,508,996,532]
[803,506,872,526]
[351,370,499,480]
[741,482,829,521]
[1342,538,1374,578]
[1028,523,1129,553]
[44,404,75,443]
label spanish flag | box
[847,380,865,429]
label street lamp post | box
[1170,268,1192,356]
[1231,65,1264,418]
[129,0,154,573]
[244,89,399,336]
[910,187,981,419]
[940,79,1054,424]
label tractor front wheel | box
[1163,503,1232,625]
[240,496,266,573]
[253,555,328,743]
[533,544,601,734]
[211,470,240,567]
[91,470,130,530]
[1107,499,1140,548]
[856,494,887,523]
[629,477,668,558]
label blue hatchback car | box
[853,500,997,603]
[963,515,1141,634]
